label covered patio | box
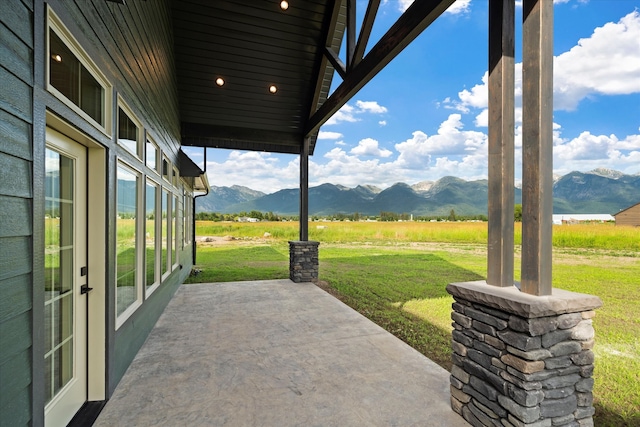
[101,0,599,425]
[94,280,468,426]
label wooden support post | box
[353,0,381,68]
[487,0,515,287]
[521,0,553,296]
[300,137,310,241]
[306,0,455,136]
[346,0,356,70]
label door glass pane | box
[44,148,75,405]
[116,164,139,317]
[145,180,157,289]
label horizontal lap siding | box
[616,204,640,226]
[49,0,188,392]
[0,0,34,426]
[59,0,181,151]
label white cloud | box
[395,114,487,169]
[453,11,640,115]
[398,0,413,12]
[474,109,488,127]
[324,100,388,126]
[553,130,640,175]
[318,131,343,140]
[398,0,471,14]
[379,120,388,126]
[451,72,489,113]
[206,151,299,193]
[446,0,472,15]
[204,113,640,193]
[555,10,640,110]
[350,138,393,158]
[325,104,358,125]
[516,0,584,5]
[356,100,388,114]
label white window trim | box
[162,155,171,183]
[146,135,160,175]
[115,160,144,329]
[145,177,161,298]
[161,187,172,282]
[172,193,180,271]
[117,96,143,161]
[47,7,113,137]
[172,166,180,187]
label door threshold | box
[67,401,107,427]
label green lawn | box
[187,222,640,426]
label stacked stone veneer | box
[446,281,603,427]
[289,241,319,283]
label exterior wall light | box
[215,77,225,87]
[269,85,278,94]
[280,1,289,11]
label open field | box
[188,221,640,426]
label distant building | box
[552,214,615,225]
[237,216,260,223]
[613,202,640,226]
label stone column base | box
[289,241,319,283]
[446,281,602,427]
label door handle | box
[80,284,93,294]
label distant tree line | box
[196,211,288,222]
[195,205,551,223]
[195,210,491,222]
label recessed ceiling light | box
[215,77,225,87]
[280,1,289,11]
[269,85,278,94]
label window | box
[161,189,170,277]
[47,9,111,134]
[116,163,142,321]
[145,179,159,294]
[146,137,158,172]
[173,194,180,269]
[118,101,142,158]
[182,190,189,248]
[162,155,171,182]
[172,167,179,187]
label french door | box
[44,129,88,427]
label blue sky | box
[187,0,640,193]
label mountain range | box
[196,168,640,216]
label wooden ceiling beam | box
[180,122,304,154]
[346,0,356,69]
[324,46,347,79]
[352,0,381,69]
[305,0,455,136]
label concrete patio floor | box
[95,279,468,426]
